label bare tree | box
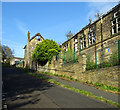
[94,11,103,19]
[57,41,62,47]
[89,18,92,24]
[66,31,73,39]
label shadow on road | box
[2,67,54,109]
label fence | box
[56,40,120,70]
[56,49,79,64]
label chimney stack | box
[27,31,30,41]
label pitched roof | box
[23,32,44,49]
[62,3,120,46]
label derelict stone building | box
[24,32,44,69]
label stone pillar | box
[74,54,86,80]
[27,31,30,69]
[58,58,63,68]
[50,56,56,74]
[78,54,86,73]
[82,55,86,72]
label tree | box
[66,31,73,39]
[32,39,61,66]
[2,45,14,63]
[94,11,102,19]
[89,18,92,24]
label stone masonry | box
[36,3,120,87]
[61,4,120,64]
[24,32,44,69]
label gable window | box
[36,36,41,41]
[111,11,120,35]
[80,32,86,49]
[88,26,96,46]
[74,36,78,52]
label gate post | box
[95,44,97,68]
[118,40,120,65]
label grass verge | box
[28,72,120,108]
[40,71,120,94]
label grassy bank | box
[40,71,120,95]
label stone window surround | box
[88,26,96,46]
[36,36,41,41]
[74,36,78,52]
[63,43,68,51]
[79,32,86,50]
[111,11,120,35]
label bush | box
[59,48,78,63]
[86,54,95,70]
[99,61,113,68]
[32,39,61,66]
[109,51,119,66]
[99,51,118,68]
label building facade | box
[24,32,44,69]
[10,57,24,66]
[61,3,120,64]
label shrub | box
[99,60,113,68]
[59,48,78,63]
[109,51,119,66]
[86,54,95,70]
[32,39,61,66]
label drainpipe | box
[101,16,104,61]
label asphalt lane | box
[2,67,116,109]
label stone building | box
[61,3,120,64]
[10,57,24,66]
[24,32,44,69]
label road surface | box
[2,67,116,109]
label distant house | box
[23,32,44,69]
[10,57,24,66]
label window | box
[74,36,78,52]
[36,36,41,41]
[80,32,86,49]
[88,26,96,46]
[64,43,68,51]
[111,11,120,35]
[74,43,78,52]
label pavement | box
[2,67,118,109]
[42,73,119,103]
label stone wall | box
[37,54,119,87]
[36,4,120,87]
[79,66,120,88]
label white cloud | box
[2,38,24,58]
[86,2,118,22]
[15,19,29,36]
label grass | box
[40,71,120,94]
[28,72,120,108]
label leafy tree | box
[66,31,73,39]
[2,45,14,63]
[32,39,61,66]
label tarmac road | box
[2,67,117,109]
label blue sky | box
[2,2,118,58]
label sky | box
[2,1,119,58]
